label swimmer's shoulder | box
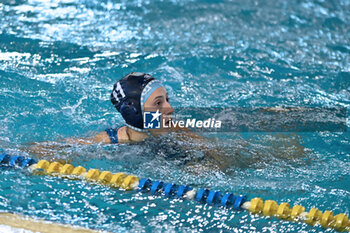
[115,126,130,143]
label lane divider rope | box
[0,153,349,232]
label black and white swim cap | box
[111,72,163,131]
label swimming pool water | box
[0,0,349,232]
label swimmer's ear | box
[119,99,143,129]
[120,99,139,116]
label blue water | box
[0,0,349,232]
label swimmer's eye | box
[156,101,162,106]
[166,97,169,102]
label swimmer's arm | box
[64,131,112,144]
[22,131,112,158]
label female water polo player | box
[27,73,206,153]
[25,72,304,170]
[25,72,228,170]
[91,72,178,144]
[56,71,196,145]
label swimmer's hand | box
[23,140,73,158]
[22,141,71,161]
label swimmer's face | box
[144,86,174,135]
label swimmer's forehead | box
[150,87,168,99]
[145,87,168,105]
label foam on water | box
[0,0,349,232]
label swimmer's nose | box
[164,102,174,115]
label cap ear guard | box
[119,99,144,130]
[110,72,158,131]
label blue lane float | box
[0,153,36,168]
[0,152,349,232]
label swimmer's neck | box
[124,126,149,142]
